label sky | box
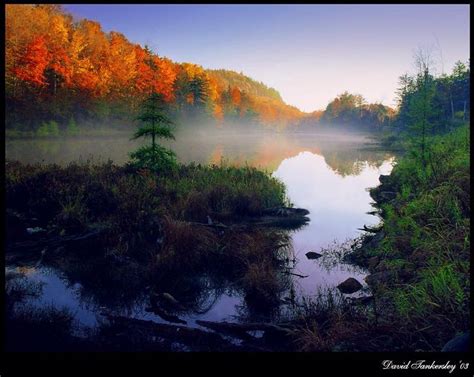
[63,4,470,113]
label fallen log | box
[195,319,295,349]
[102,314,239,351]
[204,207,311,230]
[195,319,293,335]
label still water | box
[6,129,395,332]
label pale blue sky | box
[64,4,470,112]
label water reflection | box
[6,130,391,177]
[273,151,394,298]
[6,130,395,332]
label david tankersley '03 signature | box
[382,360,470,374]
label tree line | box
[5,4,303,134]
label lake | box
[5,128,395,336]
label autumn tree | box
[5,4,305,132]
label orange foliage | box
[231,87,241,106]
[151,57,177,102]
[6,4,305,128]
[12,35,50,86]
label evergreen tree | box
[129,92,177,171]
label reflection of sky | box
[7,266,99,332]
[273,151,394,297]
[7,141,396,327]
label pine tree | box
[129,91,177,171]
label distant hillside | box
[207,69,283,102]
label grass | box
[288,289,381,352]
[6,159,287,237]
[346,124,470,351]
[287,124,469,352]
[6,158,293,320]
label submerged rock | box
[305,251,322,260]
[337,278,363,294]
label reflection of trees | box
[41,239,294,322]
[150,135,393,178]
[8,130,396,177]
[321,149,394,177]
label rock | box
[337,278,363,294]
[305,251,322,260]
[441,332,470,352]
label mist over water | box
[6,124,395,327]
[6,122,386,171]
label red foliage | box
[13,36,50,86]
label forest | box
[6,4,401,136]
[4,3,471,356]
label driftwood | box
[102,315,295,351]
[195,320,295,350]
[243,215,310,229]
[102,314,238,351]
[192,207,311,231]
[195,319,293,336]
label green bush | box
[66,117,79,136]
[36,120,60,137]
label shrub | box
[66,117,80,136]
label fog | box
[6,121,389,176]
[6,121,397,325]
